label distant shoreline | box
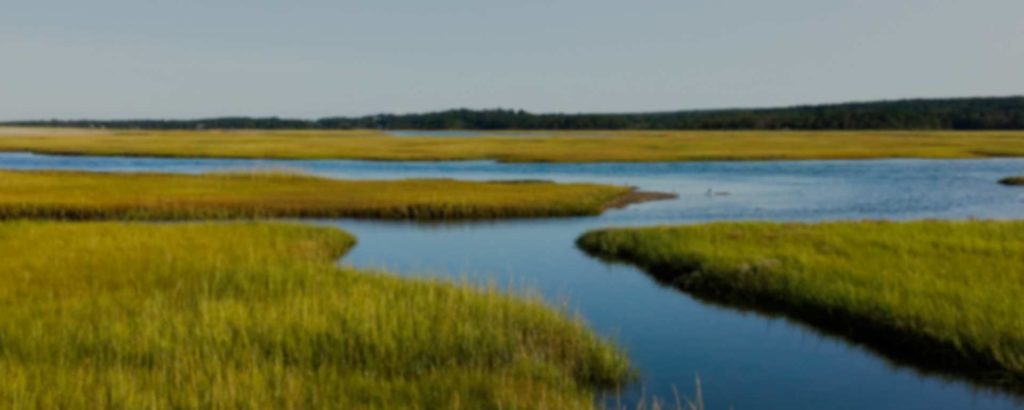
[4,95,1023,131]
[2,128,1024,163]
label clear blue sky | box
[1,0,1022,120]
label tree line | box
[7,96,1023,130]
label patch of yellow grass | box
[2,128,1024,162]
[0,170,637,220]
[0,222,632,408]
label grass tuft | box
[998,176,1024,186]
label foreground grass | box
[0,222,631,408]
[0,170,644,220]
[3,128,1024,162]
[577,220,1024,386]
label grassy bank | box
[0,222,631,408]
[3,128,1024,162]
[999,176,1024,185]
[577,220,1024,387]
[0,170,647,220]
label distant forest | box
[7,96,1024,130]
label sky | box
[1,0,1022,120]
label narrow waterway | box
[3,152,1023,409]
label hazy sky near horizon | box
[1,0,1022,120]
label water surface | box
[3,152,1023,409]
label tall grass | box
[0,170,642,220]
[0,221,632,408]
[2,128,1024,162]
[577,220,1024,388]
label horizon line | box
[4,94,1021,124]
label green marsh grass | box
[3,128,1024,162]
[0,169,643,220]
[577,220,1024,388]
[0,221,632,408]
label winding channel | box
[3,152,1024,409]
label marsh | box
[4,151,1024,409]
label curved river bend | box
[3,152,1024,409]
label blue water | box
[3,151,1024,409]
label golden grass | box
[0,221,632,409]
[0,170,639,220]
[2,128,1024,162]
[577,220,1024,387]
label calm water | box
[3,152,1024,409]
